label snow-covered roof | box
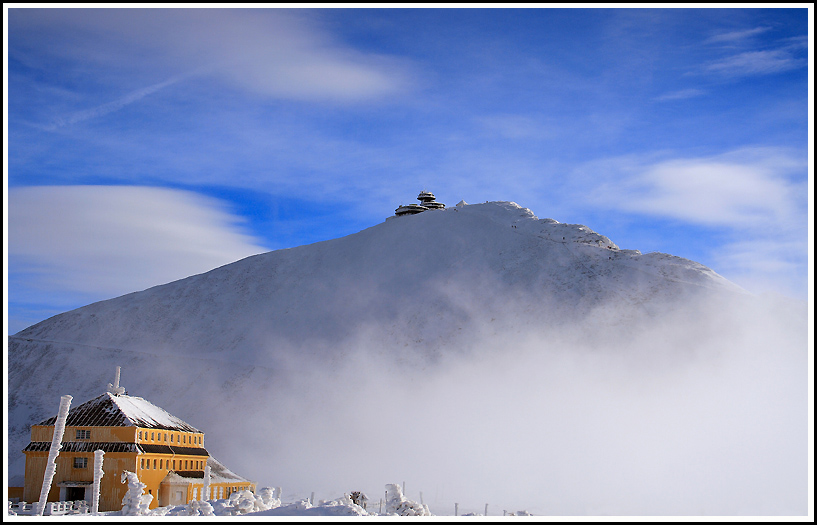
[207,454,254,483]
[159,456,254,485]
[36,392,200,432]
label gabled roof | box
[35,392,200,432]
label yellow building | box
[21,382,255,512]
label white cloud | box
[11,8,411,103]
[573,147,808,298]
[584,148,805,229]
[8,186,268,299]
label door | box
[66,487,85,501]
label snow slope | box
[10,201,800,516]
[11,202,743,359]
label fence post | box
[454,502,458,516]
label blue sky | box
[5,7,812,334]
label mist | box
[7,213,807,516]
[208,289,807,516]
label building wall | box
[30,425,137,443]
[137,453,207,509]
[22,451,136,512]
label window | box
[164,433,168,442]
[76,429,90,440]
[73,457,87,468]
[151,432,155,441]
[160,459,163,469]
[153,459,157,469]
[183,435,186,444]
[184,460,188,469]
[173,460,176,469]
[139,431,142,440]
[146,458,150,469]
[170,434,174,443]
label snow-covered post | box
[484,503,488,516]
[454,502,458,516]
[92,450,105,515]
[202,466,211,501]
[35,395,72,516]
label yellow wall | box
[137,453,207,508]
[136,429,204,448]
[30,425,137,443]
[23,451,137,512]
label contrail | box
[45,74,185,130]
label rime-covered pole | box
[202,465,211,501]
[92,450,105,515]
[107,366,125,395]
[35,395,72,516]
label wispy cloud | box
[8,186,269,300]
[704,49,805,76]
[472,114,558,141]
[653,88,706,102]
[705,26,771,44]
[10,9,413,103]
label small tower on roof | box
[107,366,125,396]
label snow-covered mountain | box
[10,201,743,357]
[9,201,804,516]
